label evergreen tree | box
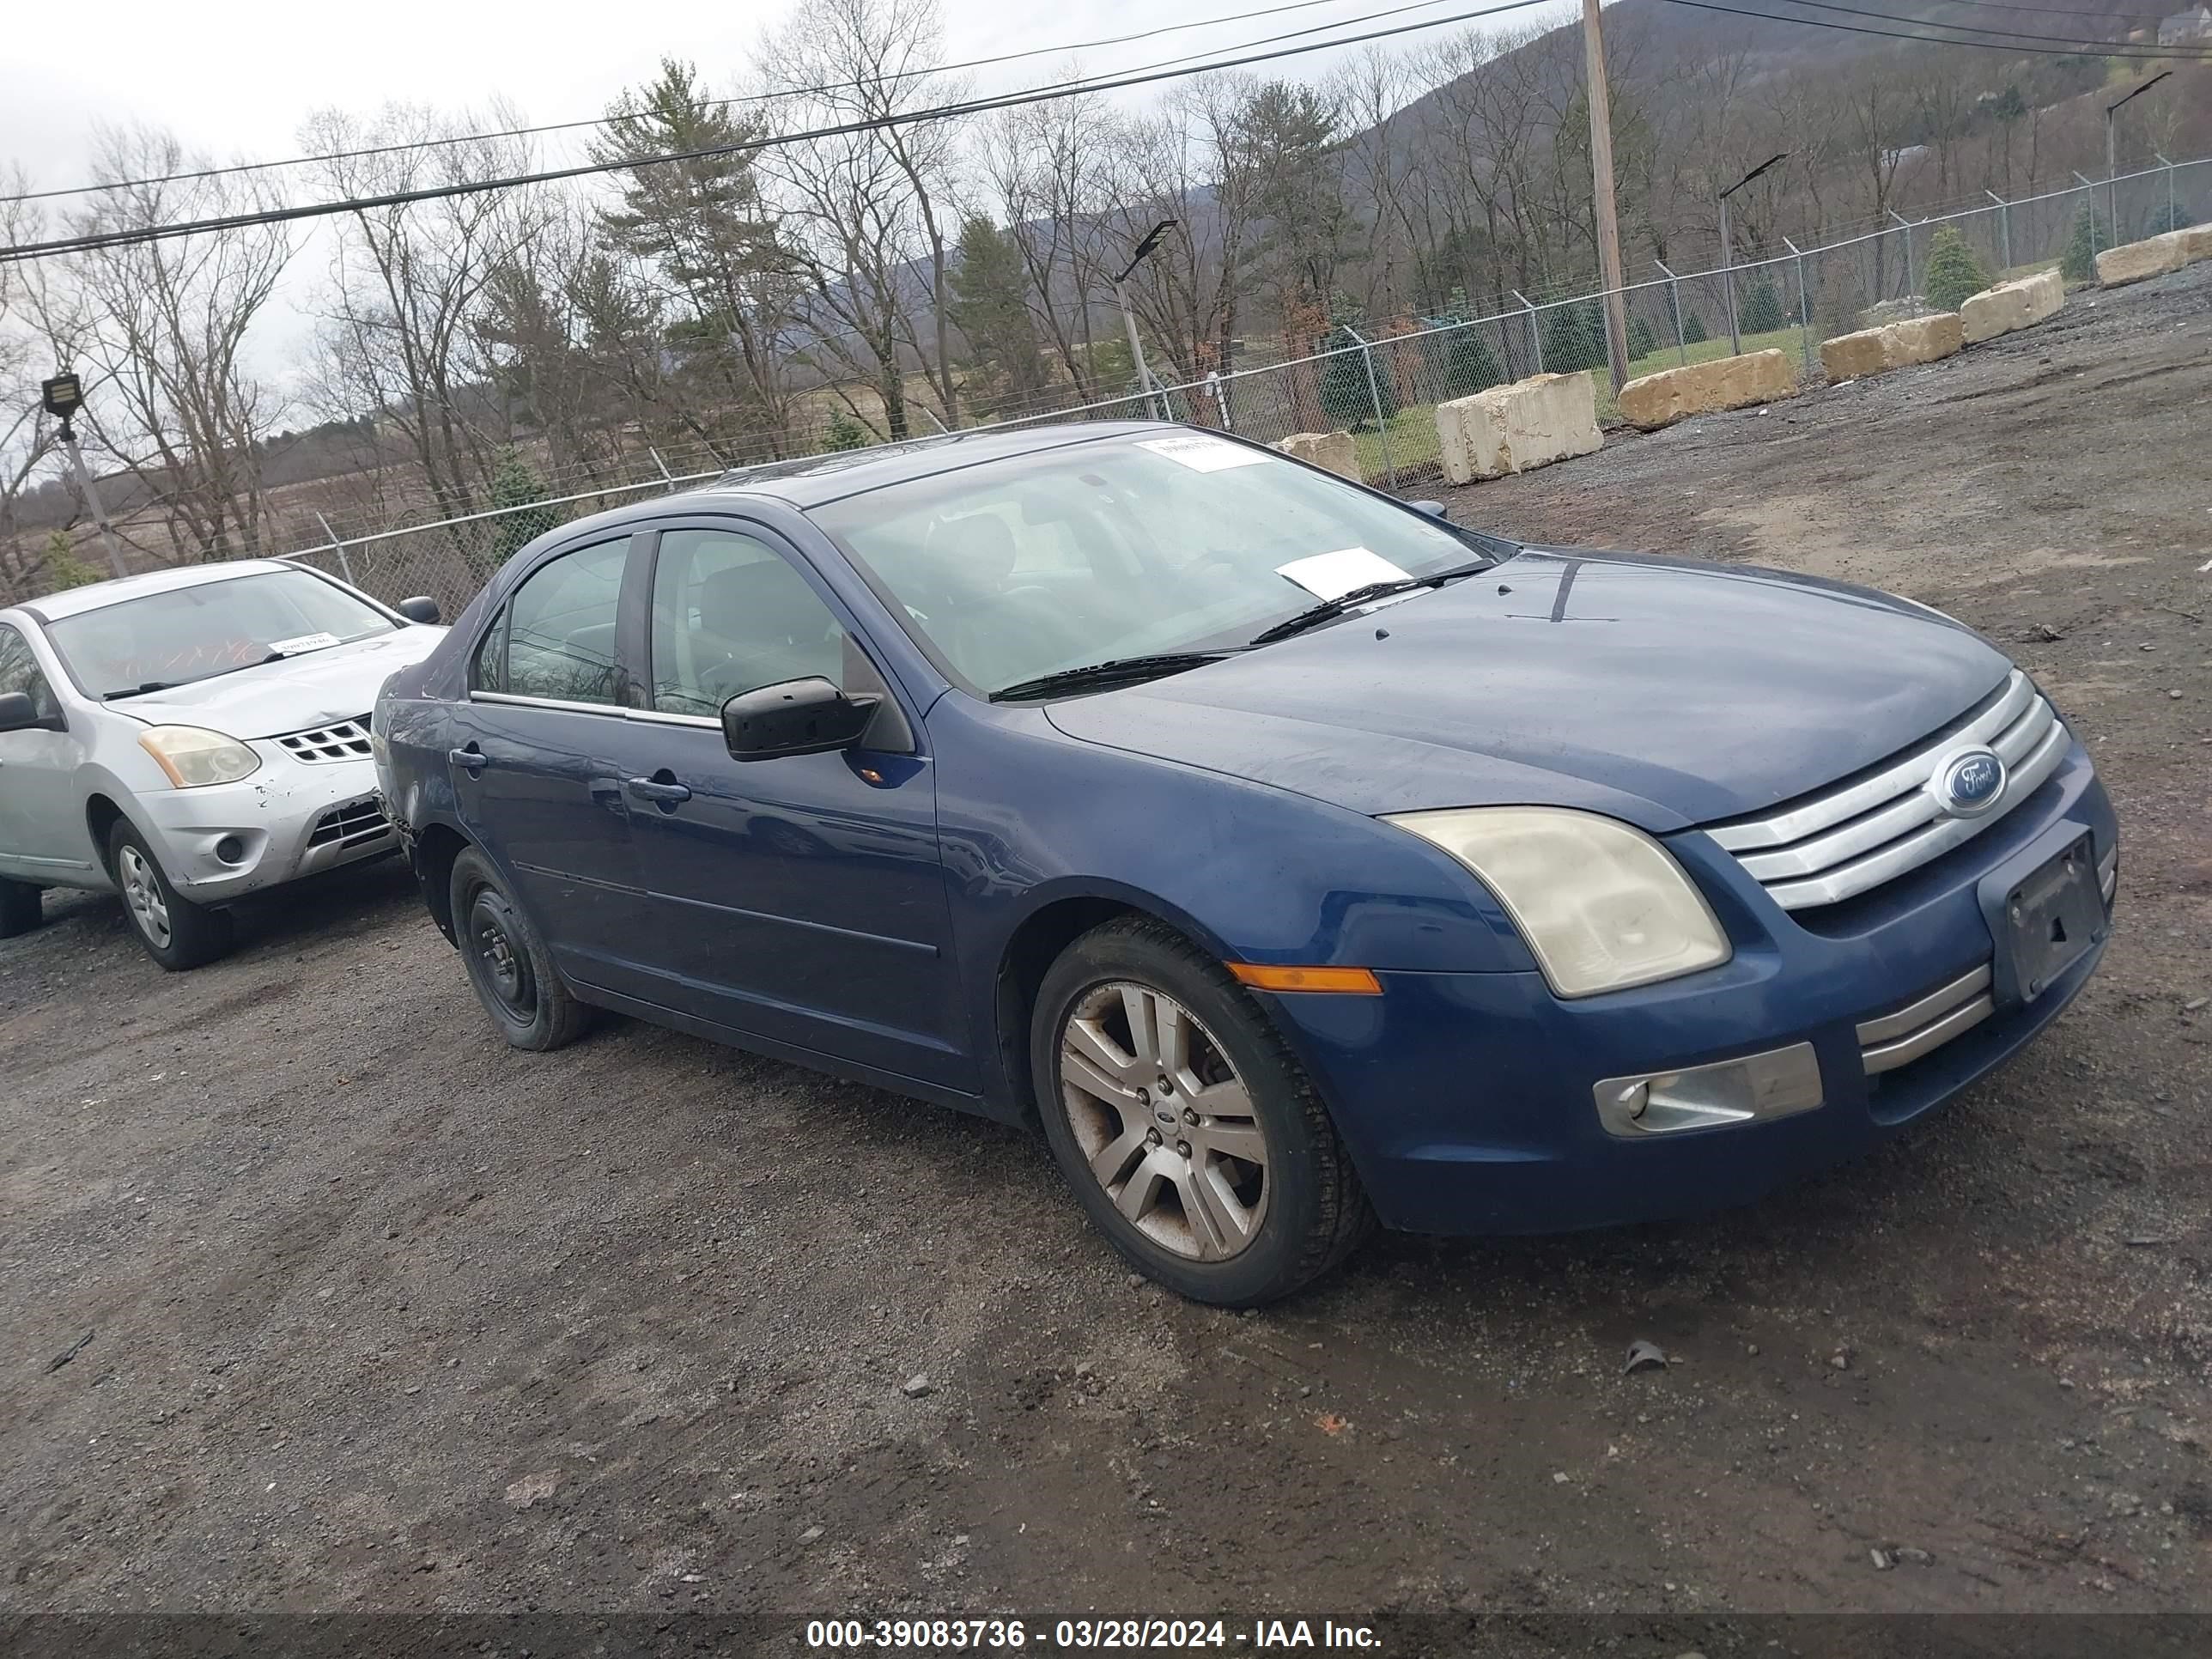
[822,410,869,452]
[38,531,100,595]
[949,215,1049,417]
[1923,227,1990,313]
[1739,279,1785,335]
[2144,201,2197,237]
[1682,311,1709,345]
[1540,301,1607,373]
[1626,313,1659,361]
[1437,324,1505,399]
[2060,205,2103,283]
[1318,325,1399,429]
[489,448,564,566]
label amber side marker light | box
[1227,963,1383,995]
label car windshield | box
[46,569,397,699]
[807,433,1500,698]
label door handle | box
[625,776,692,805]
[449,747,488,775]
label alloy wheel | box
[118,845,172,949]
[1057,981,1270,1261]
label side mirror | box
[722,677,880,762]
[1409,500,1450,522]
[396,595,441,625]
[0,691,42,733]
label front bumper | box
[1263,740,2118,1236]
[134,755,398,902]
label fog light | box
[1593,1042,1823,1137]
[215,836,246,865]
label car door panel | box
[0,625,94,880]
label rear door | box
[0,623,94,883]
[610,519,969,1090]
[447,534,655,994]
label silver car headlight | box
[1383,805,1729,998]
[138,725,263,788]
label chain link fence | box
[258,153,2209,616]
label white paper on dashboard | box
[268,632,343,656]
[1135,434,1273,472]
[1274,547,1411,601]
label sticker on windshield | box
[1275,548,1411,601]
[268,632,342,656]
[1135,434,1273,472]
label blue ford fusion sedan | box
[374,422,2116,1305]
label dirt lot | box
[3,263,2208,1645]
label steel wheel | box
[1058,981,1270,1262]
[469,892,536,1018]
[118,843,172,950]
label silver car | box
[0,560,447,969]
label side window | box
[500,540,629,706]
[0,626,58,721]
[469,605,509,694]
[649,528,847,717]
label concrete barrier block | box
[1272,430,1360,481]
[1960,269,2064,344]
[2095,231,2189,287]
[2177,223,2212,264]
[1614,349,1797,431]
[1819,312,1964,381]
[1436,373,1601,483]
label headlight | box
[1383,806,1729,997]
[138,725,262,788]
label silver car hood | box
[107,629,447,738]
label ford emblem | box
[1933,746,2007,818]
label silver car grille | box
[1706,671,2068,912]
[1858,963,1995,1075]
[275,714,374,764]
[307,795,388,850]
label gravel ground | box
[2,262,2208,1643]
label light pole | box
[1719,153,1788,358]
[41,371,127,580]
[1114,219,1177,422]
[2106,72,2171,242]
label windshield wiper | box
[104,681,183,701]
[989,651,1238,702]
[1248,561,1491,647]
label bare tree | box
[981,89,1124,400]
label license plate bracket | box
[1983,828,2104,1007]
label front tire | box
[0,877,41,939]
[1030,917,1373,1306]
[448,847,590,1051]
[108,821,233,970]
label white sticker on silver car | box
[1275,547,1412,601]
[1135,435,1273,472]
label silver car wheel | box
[1057,981,1270,1261]
[117,844,172,949]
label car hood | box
[108,628,447,739]
[1042,549,2013,830]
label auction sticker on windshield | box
[1276,547,1411,601]
[269,633,343,656]
[1136,434,1274,472]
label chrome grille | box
[1858,963,1995,1075]
[275,714,374,764]
[307,795,388,850]
[1706,672,2067,911]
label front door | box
[611,522,968,1090]
[448,536,652,994]
[0,624,94,883]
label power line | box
[6,0,1451,206]
[3,0,1554,264]
[1660,0,2212,56]
[1774,0,2212,51]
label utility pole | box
[1719,154,1789,359]
[1115,219,1178,422]
[41,371,127,580]
[2106,72,2171,242]
[1580,0,1630,392]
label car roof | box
[20,558,302,623]
[692,420,1182,512]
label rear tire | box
[108,820,233,970]
[0,877,42,939]
[1030,916,1374,1307]
[448,847,590,1051]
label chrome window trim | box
[468,690,721,730]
